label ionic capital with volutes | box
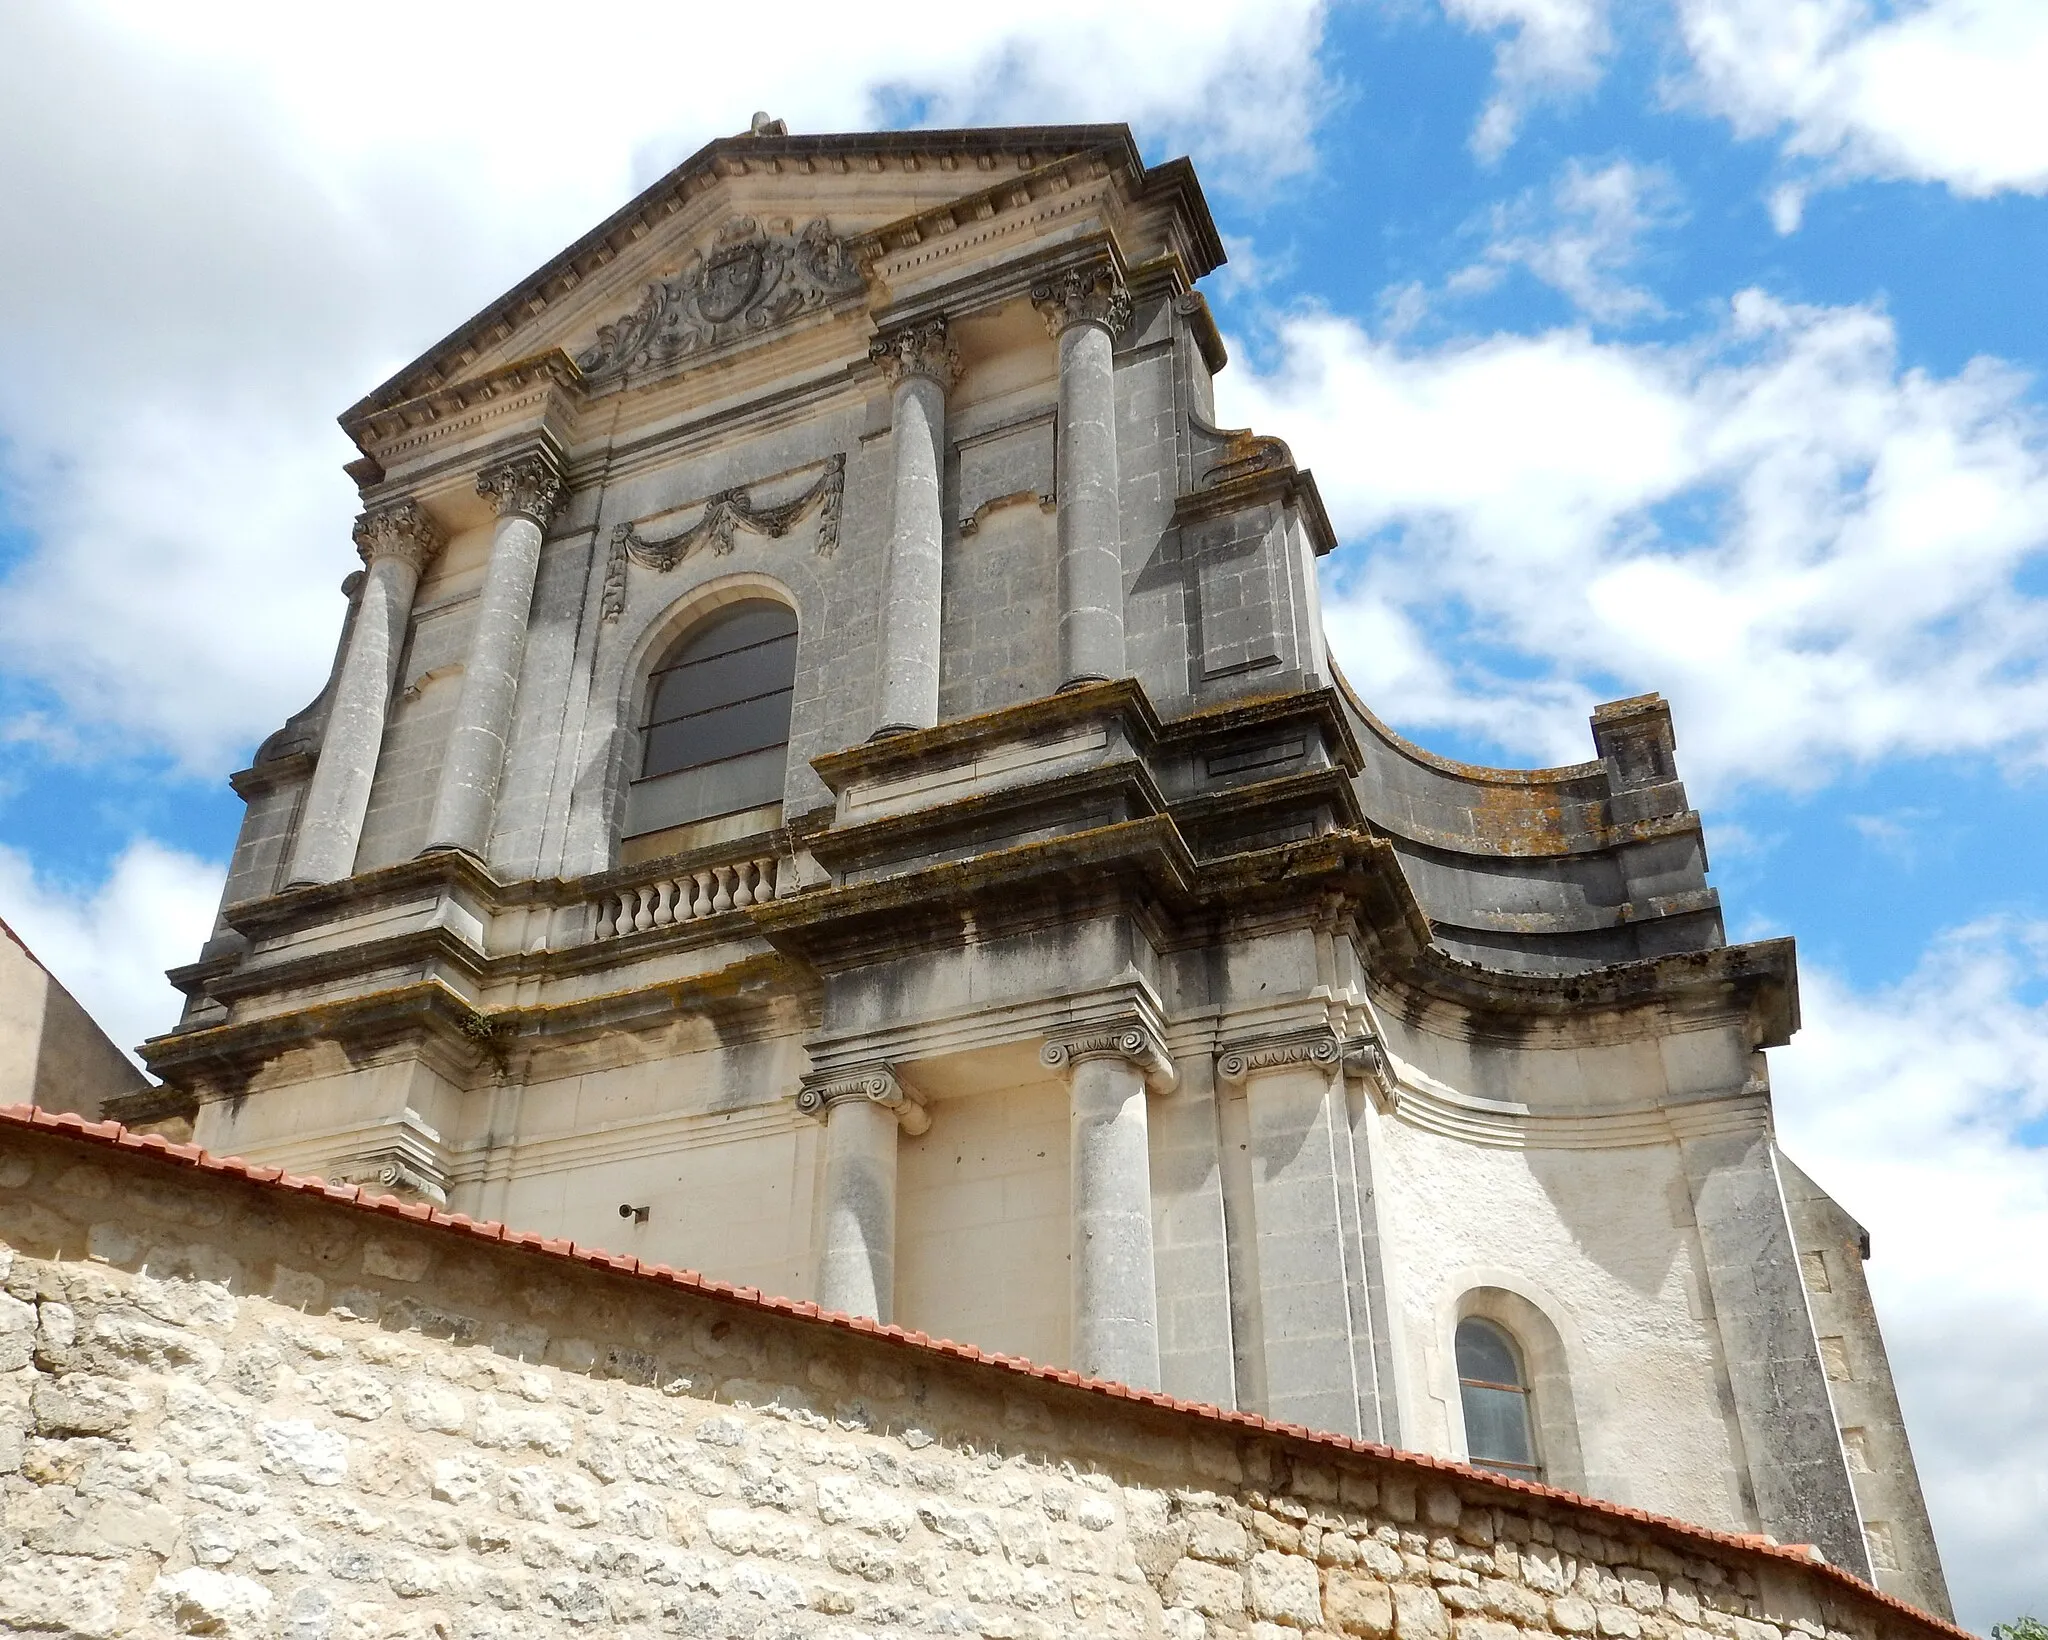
[868,318,960,389]
[1040,1019,1176,1091]
[1217,1028,1336,1086]
[351,499,445,573]
[1032,262,1133,340]
[795,1064,931,1134]
[477,448,567,528]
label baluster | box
[652,877,678,927]
[632,886,656,933]
[691,871,715,919]
[757,857,779,901]
[712,865,736,914]
[732,860,756,909]
[595,895,618,939]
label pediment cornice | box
[339,124,1222,459]
[344,350,583,479]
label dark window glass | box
[639,602,799,782]
[647,633,797,726]
[1456,1317,1541,1478]
[642,689,794,773]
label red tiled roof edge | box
[0,1103,1963,1640]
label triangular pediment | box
[340,122,1219,463]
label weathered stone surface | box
[0,1119,1956,1640]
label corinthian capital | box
[868,319,960,389]
[1040,1019,1176,1091]
[794,1063,930,1135]
[1031,263,1133,339]
[351,499,445,573]
[477,449,567,527]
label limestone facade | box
[0,920,144,1119]
[0,1111,1964,1640]
[125,122,1947,1617]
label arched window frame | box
[1446,1284,1586,1493]
[616,589,801,860]
[1455,1316,1542,1480]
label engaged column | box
[1042,1022,1173,1390]
[797,1065,929,1322]
[1033,262,1132,690]
[287,501,444,886]
[868,319,958,738]
[422,447,567,860]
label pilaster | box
[1218,1026,1376,1439]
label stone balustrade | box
[590,847,798,940]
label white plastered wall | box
[1374,1115,1752,1532]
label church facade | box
[128,121,1947,1617]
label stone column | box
[868,320,958,737]
[1033,263,1133,690]
[1042,1022,1173,1390]
[422,448,566,861]
[797,1065,929,1322]
[287,501,444,886]
[1219,1030,1366,1438]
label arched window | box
[1456,1316,1542,1480]
[621,601,797,853]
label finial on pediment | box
[748,111,788,138]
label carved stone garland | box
[599,454,844,623]
[577,216,866,381]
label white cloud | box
[1773,919,2048,1632]
[1679,0,2048,200]
[0,839,224,1066]
[1221,290,2048,794]
[0,0,1333,771]
[1450,157,1684,322]
[1438,0,1613,158]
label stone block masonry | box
[0,1107,1958,1640]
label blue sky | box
[1,1,2044,1628]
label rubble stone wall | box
[0,1115,1954,1640]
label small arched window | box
[1456,1316,1542,1480]
[622,601,798,853]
